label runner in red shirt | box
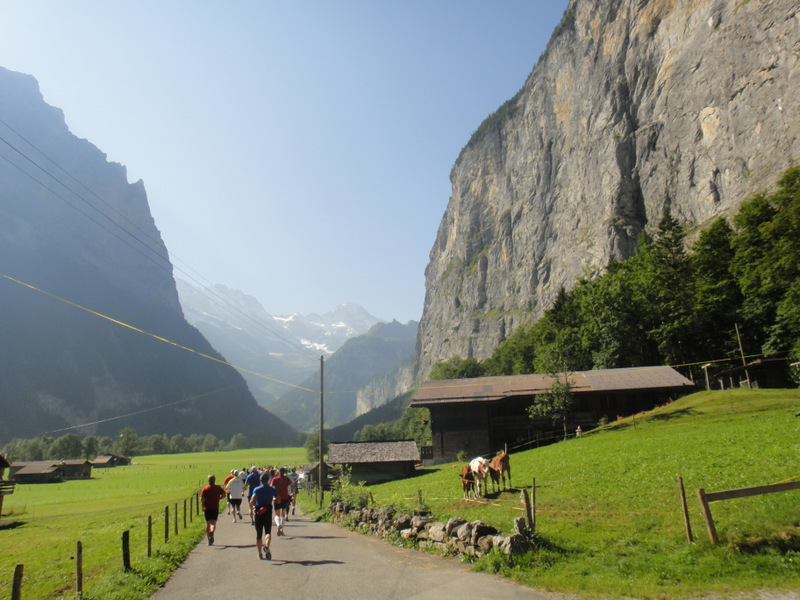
[270,467,294,536]
[200,474,228,545]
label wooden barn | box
[9,460,92,483]
[92,453,131,468]
[412,366,695,464]
[328,440,421,485]
[0,455,14,517]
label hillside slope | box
[365,389,800,598]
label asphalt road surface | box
[149,509,551,600]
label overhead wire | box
[0,117,406,432]
[0,120,321,361]
[0,117,312,356]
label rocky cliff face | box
[416,0,800,380]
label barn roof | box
[328,441,421,464]
[11,461,62,475]
[412,366,695,406]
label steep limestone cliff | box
[416,0,800,379]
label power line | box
[0,271,315,394]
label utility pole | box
[734,323,751,388]
[319,355,325,508]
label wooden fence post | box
[122,530,131,572]
[147,516,152,558]
[174,503,178,536]
[521,488,533,531]
[697,488,719,544]
[76,541,83,598]
[183,498,187,530]
[532,477,536,533]
[164,505,170,542]
[189,495,193,522]
[11,564,23,600]
[677,476,693,543]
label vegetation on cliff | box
[432,166,800,385]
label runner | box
[249,472,277,560]
[270,467,294,536]
[226,470,245,522]
[200,474,227,545]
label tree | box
[227,433,248,451]
[304,431,329,464]
[82,435,100,460]
[114,427,140,458]
[429,356,484,380]
[49,433,84,460]
[526,376,576,440]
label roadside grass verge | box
[1,447,305,599]
[312,390,800,598]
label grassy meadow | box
[302,389,800,599]
[0,447,306,600]
[4,391,800,599]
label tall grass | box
[0,448,306,599]
[334,390,800,598]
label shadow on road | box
[270,559,345,567]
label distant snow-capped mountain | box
[176,279,383,407]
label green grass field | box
[4,391,800,599]
[0,448,306,600]
[319,389,800,598]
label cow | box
[459,464,475,499]
[469,456,490,497]
[488,452,511,491]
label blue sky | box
[0,1,569,323]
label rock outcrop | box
[416,0,800,380]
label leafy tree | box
[143,434,170,455]
[304,431,329,464]
[227,433,248,451]
[114,427,140,458]
[482,325,537,375]
[688,217,741,362]
[49,433,84,460]
[637,208,694,365]
[526,376,576,439]
[733,166,800,356]
[82,435,100,460]
[429,356,484,380]
[98,436,114,454]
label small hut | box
[328,440,421,484]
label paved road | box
[149,509,550,599]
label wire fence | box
[6,488,202,600]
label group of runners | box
[199,465,300,560]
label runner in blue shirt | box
[245,466,261,524]
[249,472,278,560]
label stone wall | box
[328,502,532,557]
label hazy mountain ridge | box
[0,66,297,445]
[271,319,419,431]
[176,278,384,407]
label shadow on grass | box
[648,407,699,422]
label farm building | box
[9,460,93,483]
[328,440,421,484]
[92,453,131,468]
[0,455,14,517]
[412,366,695,464]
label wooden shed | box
[328,440,421,484]
[9,460,92,483]
[412,366,695,464]
[0,455,14,517]
[92,453,131,468]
